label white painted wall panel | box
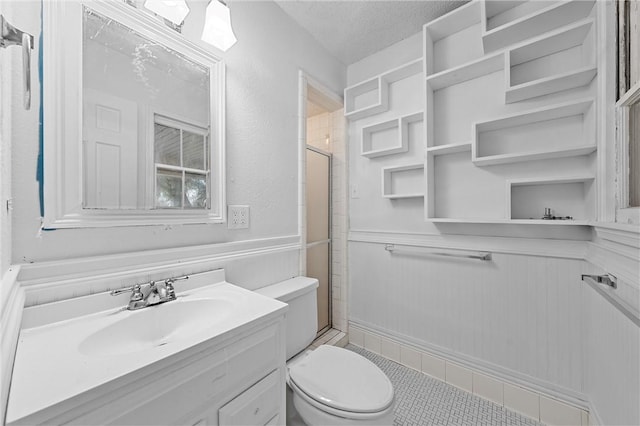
[584,277,640,426]
[349,240,586,395]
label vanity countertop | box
[6,272,287,424]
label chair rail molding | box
[348,230,588,260]
[17,235,301,306]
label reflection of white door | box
[83,89,138,209]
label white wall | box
[346,15,639,426]
[7,0,345,267]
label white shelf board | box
[361,118,403,158]
[505,66,597,104]
[472,98,595,164]
[382,163,425,199]
[508,18,594,66]
[482,0,596,52]
[424,0,481,42]
[507,175,595,221]
[426,142,472,156]
[361,111,423,158]
[426,217,591,226]
[344,77,387,121]
[473,144,596,166]
[474,98,593,132]
[426,52,504,90]
[345,59,422,121]
[505,19,596,103]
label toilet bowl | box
[288,345,395,425]
[255,277,395,426]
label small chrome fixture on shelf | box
[111,275,189,310]
[1,14,34,110]
[541,207,573,220]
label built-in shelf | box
[426,52,504,91]
[481,0,596,53]
[382,164,425,199]
[472,98,595,166]
[507,176,595,221]
[345,59,422,121]
[423,1,483,75]
[505,19,596,103]
[426,142,472,156]
[419,0,599,225]
[362,112,423,158]
[427,217,591,226]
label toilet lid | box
[288,345,394,413]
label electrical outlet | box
[227,205,249,229]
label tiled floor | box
[345,344,544,426]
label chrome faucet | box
[111,276,189,310]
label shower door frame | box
[306,145,332,337]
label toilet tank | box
[255,277,319,360]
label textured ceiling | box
[274,0,468,65]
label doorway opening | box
[299,73,346,337]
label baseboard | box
[1,266,24,425]
[348,322,591,426]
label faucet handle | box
[164,275,188,300]
[130,284,143,301]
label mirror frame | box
[43,0,226,228]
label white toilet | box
[255,277,395,426]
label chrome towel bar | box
[384,244,492,261]
[581,274,640,328]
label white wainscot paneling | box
[348,240,585,398]
[584,276,640,426]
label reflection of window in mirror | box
[43,0,225,228]
[154,116,210,209]
[616,0,639,223]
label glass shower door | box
[306,147,331,334]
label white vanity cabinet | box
[10,318,286,426]
[6,275,288,426]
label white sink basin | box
[79,298,233,357]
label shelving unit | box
[507,176,595,222]
[472,98,595,166]
[423,1,483,75]
[382,164,425,199]
[361,112,423,158]
[505,19,596,103]
[481,0,596,53]
[421,0,599,225]
[344,59,422,121]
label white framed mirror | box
[43,0,225,228]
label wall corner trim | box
[1,266,24,425]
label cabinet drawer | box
[218,370,280,426]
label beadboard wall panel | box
[349,240,585,397]
[584,276,640,426]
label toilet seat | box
[288,345,394,419]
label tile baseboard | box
[348,324,590,426]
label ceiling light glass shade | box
[201,0,237,52]
[144,0,190,25]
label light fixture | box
[143,0,190,26]
[201,0,237,52]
